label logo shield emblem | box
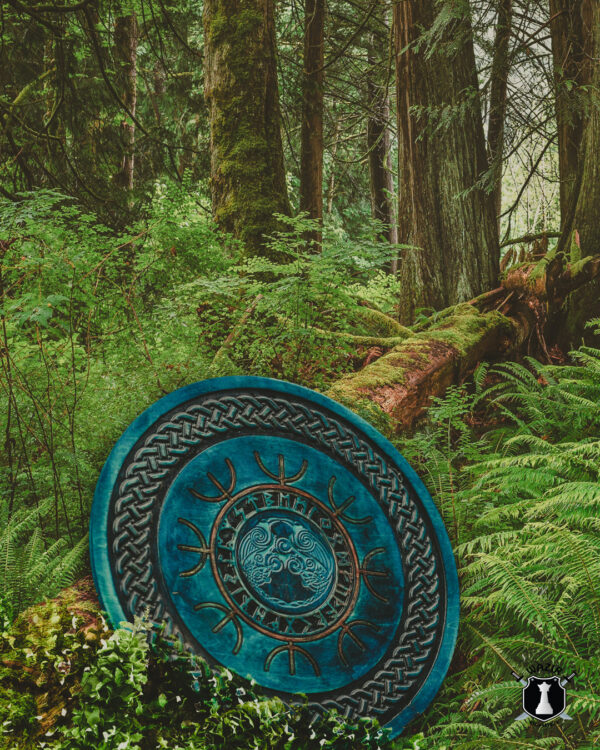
[522,676,566,722]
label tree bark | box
[568,1,600,259]
[326,118,340,216]
[203,0,291,256]
[393,0,499,323]
[487,0,512,232]
[114,12,137,199]
[367,28,398,271]
[549,0,591,225]
[299,0,325,247]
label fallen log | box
[326,251,600,434]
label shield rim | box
[89,375,460,738]
[522,675,566,722]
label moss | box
[352,307,412,337]
[206,7,262,47]
[205,0,291,256]
[327,352,407,399]
[327,304,513,434]
[0,578,108,741]
[568,254,595,278]
[420,304,511,356]
[568,230,582,263]
[325,387,393,437]
[526,247,560,286]
[329,306,504,403]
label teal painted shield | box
[90,376,459,737]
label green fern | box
[0,502,86,617]
[395,341,600,749]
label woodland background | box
[0,0,599,747]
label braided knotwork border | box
[108,392,442,722]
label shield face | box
[523,676,566,722]
[90,376,460,738]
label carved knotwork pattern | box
[109,393,442,722]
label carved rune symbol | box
[174,451,391,676]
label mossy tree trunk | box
[203,0,291,256]
[549,0,591,225]
[393,0,499,323]
[299,0,325,247]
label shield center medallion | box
[158,435,403,693]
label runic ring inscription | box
[90,376,459,738]
[215,492,357,633]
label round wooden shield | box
[90,376,459,736]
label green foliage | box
[0,503,88,616]
[0,188,233,615]
[0,614,387,750]
[55,623,149,749]
[0,1,206,224]
[189,213,398,386]
[0,190,400,624]
[395,342,600,748]
[0,580,108,748]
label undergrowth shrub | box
[0,188,234,615]
[0,192,401,621]
[40,618,389,750]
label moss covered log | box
[327,251,600,434]
[203,0,291,255]
[326,304,514,434]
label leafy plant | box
[43,619,389,750]
[188,213,399,386]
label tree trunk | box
[114,12,137,200]
[299,0,325,247]
[393,0,499,323]
[367,29,398,271]
[204,0,291,256]
[549,0,591,225]
[326,118,340,216]
[568,1,600,258]
[487,0,512,232]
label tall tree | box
[299,0,325,246]
[549,0,591,225]
[203,0,291,255]
[366,17,398,270]
[561,0,600,258]
[393,0,499,322]
[114,10,138,201]
[487,0,513,231]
